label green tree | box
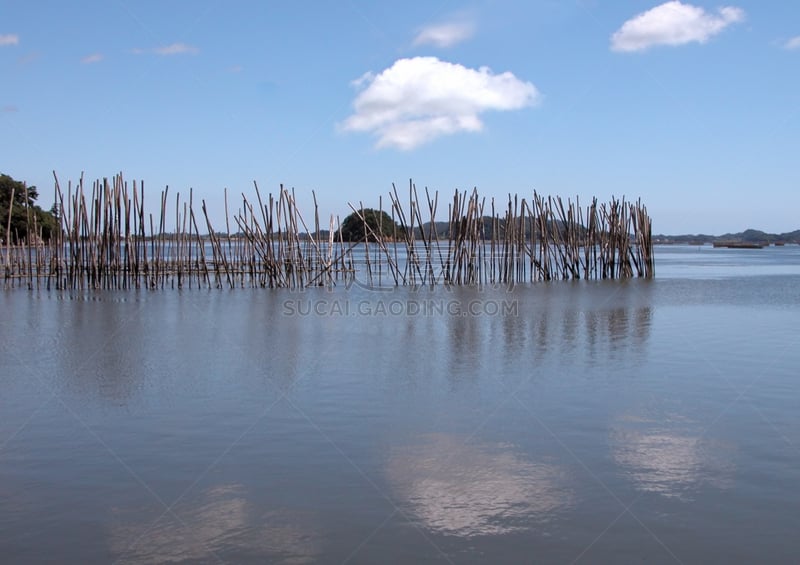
[339,208,399,242]
[1,173,58,243]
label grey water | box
[1,244,799,563]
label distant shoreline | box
[653,228,800,246]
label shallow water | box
[1,245,799,563]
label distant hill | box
[654,229,800,245]
[241,225,800,245]
[304,217,577,241]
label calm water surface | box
[2,245,799,563]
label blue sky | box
[1,1,798,234]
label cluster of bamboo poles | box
[2,173,653,290]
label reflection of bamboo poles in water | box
[1,173,654,290]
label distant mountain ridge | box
[654,229,800,245]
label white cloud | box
[132,43,199,56]
[784,36,800,50]
[342,57,539,150]
[350,71,374,89]
[81,53,104,64]
[0,34,19,46]
[413,20,475,48]
[153,42,199,56]
[611,1,744,52]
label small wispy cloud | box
[2,105,19,113]
[154,42,199,56]
[784,36,800,50]
[0,34,19,46]
[611,1,744,53]
[81,53,104,64]
[413,18,475,48]
[228,64,243,73]
[342,56,539,150]
[131,43,199,56]
[17,52,40,65]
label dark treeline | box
[1,174,59,244]
[2,173,654,290]
[316,217,594,243]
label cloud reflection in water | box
[110,484,319,564]
[386,433,572,538]
[611,414,736,500]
